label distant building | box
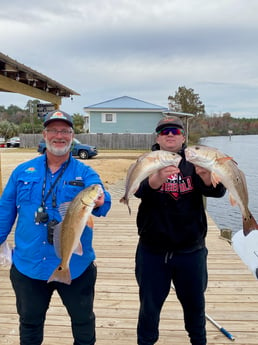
[83,96,168,133]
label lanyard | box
[41,157,70,210]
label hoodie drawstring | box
[165,251,173,264]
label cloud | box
[0,0,258,117]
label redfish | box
[185,145,258,236]
[47,184,102,285]
[120,150,182,214]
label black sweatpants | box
[135,242,208,345]
[10,262,97,345]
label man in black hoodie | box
[134,116,226,345]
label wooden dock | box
[1,194,258,344]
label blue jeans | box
[135,242,208,345]
[10,262,97,345]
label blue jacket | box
[0,153,111,280]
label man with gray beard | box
[0,110,111,345]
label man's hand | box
[94,189,105,208]
[195,166,213,186]
[149,165,180,189]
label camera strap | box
[41,156,70,210]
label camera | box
[47,219,59,244]
[35,207,49,224]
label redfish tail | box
[47,266,71,285]
[87,214,94,229]
[243,213,258,236]
[119,196,131,215]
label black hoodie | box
[134,147,226,252]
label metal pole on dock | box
[171,285,235,341]
[205,313,235,341]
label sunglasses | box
[157,127,185,136]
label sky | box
[0,0,258,118]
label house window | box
[101,113,116,123]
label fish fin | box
[210,172,221,187]
[238,169,249,204]
[74,241,83,256]
[216,156,234,164]
[120,161,138,207]
[229,194,238,207]
[87,215,94,228]
[58,202,71,220]
[47,265,71,285]
[119,196,125,204]
[53,222,62,258]
[145,156,157,162]
[136,152,150,162]
[119,196,131,215]
[243,213,258,236]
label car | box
[6,136,20,148]
[37,138,98,159]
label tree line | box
[0,100,85,139]
[169,86,258,142]
[0,87,258,141]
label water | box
[199,135,258,234]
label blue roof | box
[84,96,168,110]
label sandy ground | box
[0,149,144,192]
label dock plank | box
[1,194,258,344]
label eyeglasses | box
[45,129,73,136]
[157,127,185,136]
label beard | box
[45,138,73,156]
